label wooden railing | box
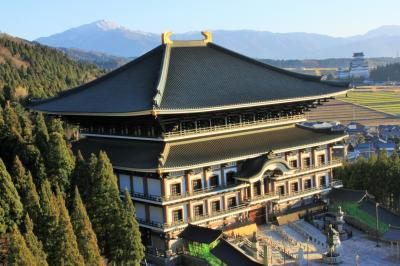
[162,115,305,138]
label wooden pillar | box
[203,167,209,189]
[260,180,265,195]
[185,171,191,194]
[250,183,254,199]
[161,177,167,197]
[163,206,169,224]
[298,150,303,169]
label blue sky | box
[2,0,400,40]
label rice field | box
[338,90,400,116]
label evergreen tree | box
[71,187,103,266]
[33,112,49,155]
[0,158,23,232]
[37,180,60,265]
[48,118,64,135]
[6,224,36,266]
[121,190,145,265]
[11,156,41,221]
[70,151,89,203]
[23,214,48,266]
[46,132,75,192]
[85,151,128,264]
[55,186,85,266]
[0,207,5,235]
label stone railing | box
[277,185,331,201]
[162,115,305,139]
[272,159,342,180]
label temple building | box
[31,32,349,259]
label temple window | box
[227,197,237,209]
[192,179,202,191]
[226,171,236,185]
[172,209,183,222]
[302,157,311,167]
[278,185,285,195]
[211,200,221,213]
[304,179,312,189]
[193,204,204,217]
[289,160,298,168]
[170,183,181,195]
[320,176,326,187]
[291,182,299,193]
[254,182,261,196]
[317,154,325,165]
[209,175,219,187]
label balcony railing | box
[137,203,250,230]
[272,159,343,180]
[250,191,279,202]
[162,114,305,139]
[122,191,162,202]
[162,183,247,202]
[276,185,331,201]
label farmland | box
[338,88,400,116]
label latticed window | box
[171,183,181,195]
[226,171,236,185]
[291,182,299,192]
[209,175,219,187]
[211,200,221,213]
[317,154,325,165]
[173,209,183,222]
[192,179,202,191]
[194,205,203,217]
[227,197,237,209]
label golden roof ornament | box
[161,31,213,44]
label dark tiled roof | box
[359,200,400,227]
[383,227,400,241]
[71,125,346,171]
[160,44,347,110]
[328,188,369,203]
[30,46,164,114]
[178,224,222,244]
[164,126,346,169]
[72,137,165,170]
[236,155,269,179]
[210,239,263,266]
[31,40,348,116]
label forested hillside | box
[0,34,104,102]
[0,35,144,265]
[370,62,400,82]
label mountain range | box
[35,20,400,59]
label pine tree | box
[55,186,85,266]
[33,112,49,155]
[71,187,103,266]
[85,151,128,264]
[46,132,75,192]
[48,117,64,135]
[0,158,23,233]
[37,180,59,265]
[6,224,36,266]
[0,207,5,235]
[11,156,41,221]
[23,214,48,266]
[70,151,89,203]
[121,190,145,265]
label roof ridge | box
[152,44,171,113]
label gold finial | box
[201,31,212,43]
[162,31,173,44]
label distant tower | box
[349,52,369,79]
